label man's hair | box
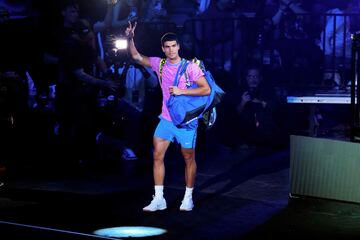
[161,32,179,47]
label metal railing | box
[179,13,359,91]
[1,13,360,91]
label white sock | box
[184,187,193,199]
[154,185,164,199]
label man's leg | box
[179,147,196,211]
[153,137,171,185]
[181,148,196,188]
[143,137,170,212]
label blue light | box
[93,226,167,238]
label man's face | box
[162,40,180,60]
[246,69,261,88]
[62,6,79,25]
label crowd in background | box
[1,0,360,177]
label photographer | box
[56,16,119,174]
[222,66,279,149]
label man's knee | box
[153,149,165,161]
[181,148,195,162]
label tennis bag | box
[160,58,225,129]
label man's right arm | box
[128,38,151,67]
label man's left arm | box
[169,76,210,96]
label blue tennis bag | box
[161,58,225,129]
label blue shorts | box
[154,118,197,149]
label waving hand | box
[125,21,137,39]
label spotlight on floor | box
[93,226,167,238]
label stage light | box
[115,39,128,50]
[93,226,167,238]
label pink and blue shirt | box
[149,57,204,121]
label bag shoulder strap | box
[160,58,204,81]
[192,57,206,72]
[174,59,190,87]
[159,58,167,83]
[159,58,189,86]
[191,58,216,112]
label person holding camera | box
[56,1,119,175]
[125,21,210,212]
[222,65,279,149]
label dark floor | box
[1,135,360,240]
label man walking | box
[125,22,210,211]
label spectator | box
[191,0,242,77]
[56,2,119,174]
[222,65,280,149]
[136,0,178,56]
[140,0,168,22]
[270,0,308,40]
[262,0,324,87]
[178,32,199,59]
[103,62,160,161]
[164,0,200,28]
[318,1,358,88]
[34,0,116,106]
[112,0,140,31]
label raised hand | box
[125,21,137,39]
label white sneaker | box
[179,198,194,211]
[143,196,167,212]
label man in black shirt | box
[222,66,279,149]
[56,2,118,173]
